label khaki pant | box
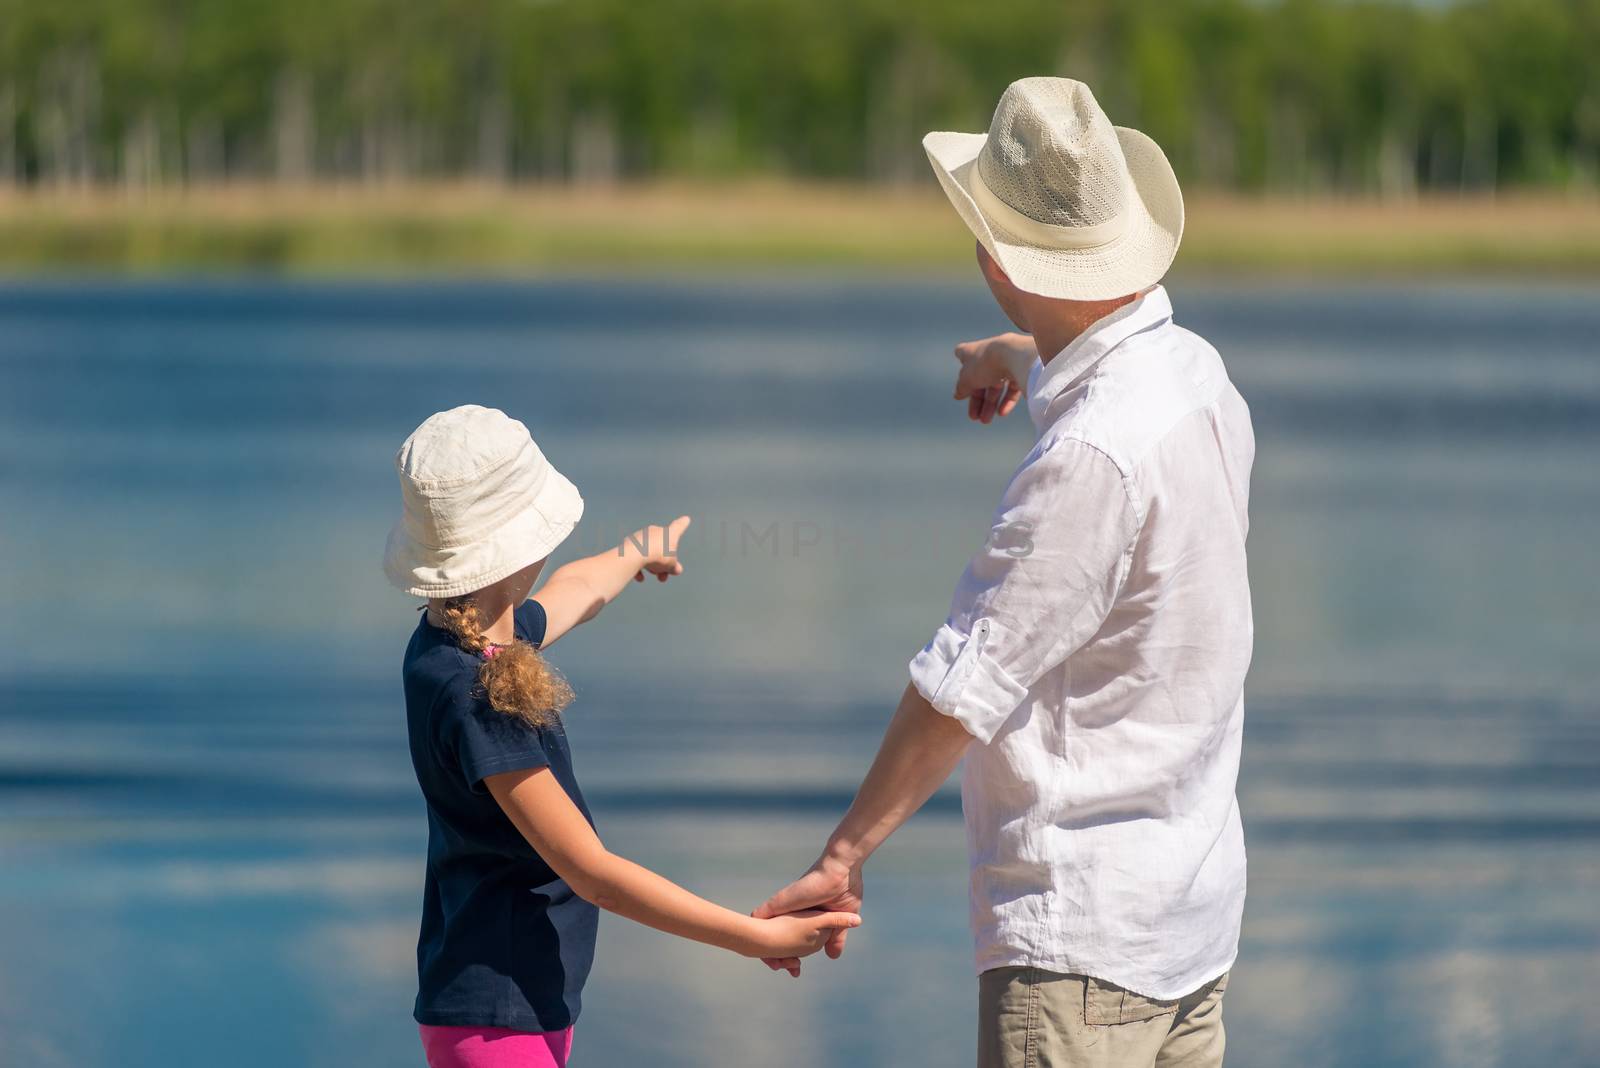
[978,968,1228,1068]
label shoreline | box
[2,181,1598,277]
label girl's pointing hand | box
[630,515,692,583]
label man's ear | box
[975,240,1009,285]
[975,240,1030,332]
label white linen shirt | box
[909,286,1253,1000]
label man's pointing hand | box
[953,332,1037,424]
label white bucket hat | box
[382,404,584,599]
[923,77,1184,301]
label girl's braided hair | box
[435,596,573,728]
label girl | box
[383,405,857,1068]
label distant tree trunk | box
[274,69,315,183]
[0,83,15,185]
[1267,100,1309,193]
[476,88,511,183]
[864,38,938,185]
[408,122,426,179]
[1062,25,1135,124]
[1058,33,1106,92]
[1424,125,1454,191]
[686,104,734,176]
[1572,84,1600,190]
[328,132,359,182]
[1462,101,1497,194]
[121,109,161,191]
[1194,100,1237,189]
[570,110,618,185]
[185,115,225,185]
[361,119,414,183]
[37,49,101,187]
[361,121,380,182]
[354,59,400,184]
[1377,123,1417,201]
[537,72,568,181]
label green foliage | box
[0,0,1594,191]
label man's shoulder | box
[1057,322,1230,473]
[1166,320,1225,365]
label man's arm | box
[954,332,1037,423]
[756,436,1138,970]
[752,682,973,970]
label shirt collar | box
[1027,285,1174,430]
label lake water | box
[2,276,1597,1067]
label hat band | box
[970,159,1130,250]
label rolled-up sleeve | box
[909,437,1140,743]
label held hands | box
[751,852,864,977]
[953,332,1037,424]
[623,515,691,583]
[741,908,863,972]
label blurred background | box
[1,2,1598,1067]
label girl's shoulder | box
[404,619,482,702]
[514,598,549,647]
[401,626,493,774]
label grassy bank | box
[2,182,1598,276]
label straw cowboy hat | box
[923,77,1184,301]
[383,405,584,599]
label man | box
[755,78,1255,1068]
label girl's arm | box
[536,515,691,647]
[486,766,859,966]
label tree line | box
[0,0,1595,195]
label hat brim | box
[922,126,1183,301]
[382,466,584,599]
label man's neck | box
[1031,290,1144,366]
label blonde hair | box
[435,596,573,728]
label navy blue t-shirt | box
[402,599,598,1031]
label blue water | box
[2,277,1598,1067]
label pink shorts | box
[418,1024,575,1068]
